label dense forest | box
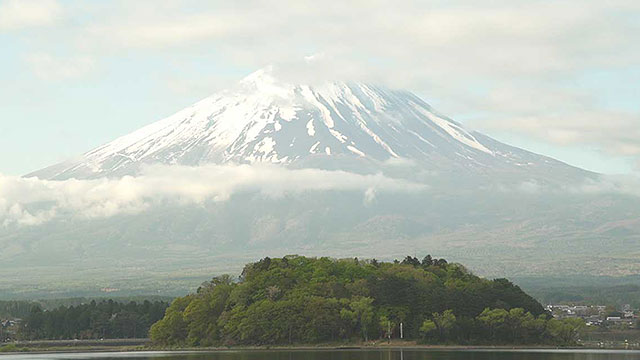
[0,301,35,319]
[18,300,168,340]
[150,255,585,346]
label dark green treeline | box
[150,255,584,346]
[19,300,168,340]
[0,301,34,319]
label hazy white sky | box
[1,0,639,175]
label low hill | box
[150,255,583,346]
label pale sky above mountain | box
[1,0,639,175]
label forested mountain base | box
[150,255,584,346]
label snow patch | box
[279,105,299,121]
[309,141,320,153]
[414,104,493,155]
[253,137,277,161]
[347,145,366,157]
[306,119,315,136]
[329,129,348,143]
[300,85,334,128]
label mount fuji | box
[30,66,584,181]
[4,67,639,298]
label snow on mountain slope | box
[29,66,584,180]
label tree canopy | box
[19,300,168,340]
[150,255,581,346]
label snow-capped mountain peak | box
[30,66,581,180]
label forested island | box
[150,255,585,346]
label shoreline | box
[1,343,637,355]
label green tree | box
[149,296,192,346]
[341,297,375,342]
[432,310,456,341]
[477,308,508,343]
[546,317,585,345]
[419,319,437,339]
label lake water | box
[2,349,640,360]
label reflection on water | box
[3,349,640,360]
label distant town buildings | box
[0,318,20,342]
[546,304,638,328]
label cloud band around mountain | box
[0,164,426,227]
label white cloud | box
[0,0,61,31]
[74,1,640,78]
[479,111,640,157]
[0,164,426,226]
[86,14,239,49]
[25,53,95,80]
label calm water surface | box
[3,350,640,360]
